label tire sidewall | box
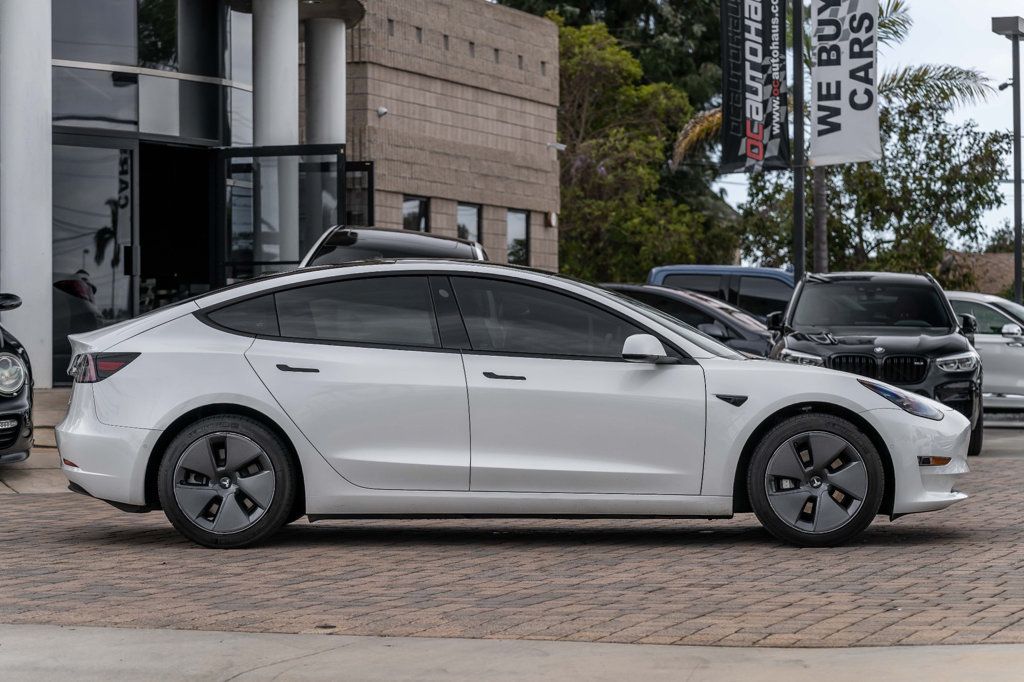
[748,413,885,547]
[158,415,297,548]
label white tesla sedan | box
[57,261,970,548]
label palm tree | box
[673,0,992,273]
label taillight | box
[68,353,139,383]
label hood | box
[784,327,971,359]
[67,301,200,358]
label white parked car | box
[57,262,970,548]
[947,291,1024,411]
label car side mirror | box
[766,311,784,331]
[1002,322,1024,338]
[622,334,674,364]
[697,322,729,340]
[0,294,22,312]
[960,314,978,336]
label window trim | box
[197,270,696,363]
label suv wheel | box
[748,413,884,547]
[967,411,983,457]
[158,415,297,548]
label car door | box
[450,276,706,495]
[950,299,1024,397]
[239,275,471,491]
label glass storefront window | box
[139,76,220,140]
[403,196,430,232]
[53,0,137,65]
[53,68,139,131]
[230,88,254,145]
[52,145,135,381]
[229,9,254,84]
[457,203,481,242]
[506,210,529,265]
[138,0,178,70]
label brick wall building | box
[313,0,561,271]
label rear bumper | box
[54,385,160,507]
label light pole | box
[993,16,1024,304]
[792,0,806,281]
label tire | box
[158,415,297,548]
[748,413,885,547]
[967,410,983,457]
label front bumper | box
[55,385,160,507]
[866,407,971,516]
[0,385,33,462]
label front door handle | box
[277,364,320,373]
[483,371,526,381]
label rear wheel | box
[748,414,884,547]
[967,410,983,457]
[158,415,297,548]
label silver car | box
[947,291,1024,411]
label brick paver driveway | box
[1,458,1022,648]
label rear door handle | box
[277,364,320,373]
[483,371,526,381]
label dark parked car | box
[300,226,487,267]
[0,294,33,464]
[769,273,984,456]
[605,284,773,356]
[647,265,795,319]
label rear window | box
[307,230,481,266]
[737,276,792,317]
[793,282,952,330]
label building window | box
[506,210,529,265]
[443,34,450,50]
[541,61,547,76]
[518,55,524,70]
[493,48,500,63]
[403,196,430,232]
[53,0,137,65]
[387,19,395,36]
[469,41,476,57]
[457,203,482,243]
[415,26,423,43]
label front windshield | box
[792,282,953,331]
[584,284,745,359]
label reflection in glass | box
[457,203,481,242]
[140,76,220,139]
[138,0,177,70]
[403,196,429,232]
[139,0,224,76]
[506,210,529,265]
[229,10,253,84]
[53,68,139,131]
[53,0,137,64]
[230,88,253,145]
[226,154,339,282]
[52,146,134,380]
[345,168,372,226]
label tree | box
[741,100,1010,285]
[552,18,731,282]
[673,0,993,274]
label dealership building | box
[0,0,560,387]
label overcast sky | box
[718,0,1024,243]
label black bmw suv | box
[768,273,983,456]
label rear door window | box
[661,274,722,298]
[951,300,1014,334]
[737,277,792,317]
[626,291,716,329]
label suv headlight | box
[779,349,825,367]
[936,351,980,373]
[0,353,27,396]
[858,379,944,421]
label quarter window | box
[451,277,642,359]
[208,294,279,336]
[275,276,440,348]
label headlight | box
[779,349,825,366]
[858,379,944,421]
[936,351,980,373]
[0,353,26,396]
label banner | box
[720,0,790,173]
[810,0,881,166]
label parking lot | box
[1,402,1023,650]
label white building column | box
[0,2,53,388]
[252,0,300,261]
[305,17,347,144]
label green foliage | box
[985,221,1016,253]
[741,100,1010,286]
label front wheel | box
[158,415,297,548]
[748,414,884,547]
[967,410,983,457]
